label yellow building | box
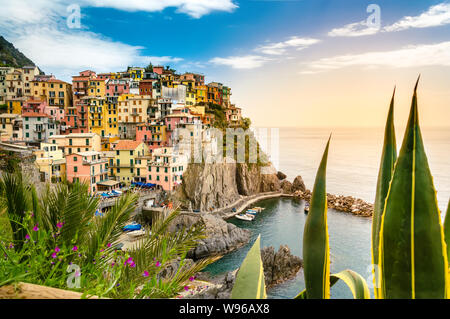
[49,132,101,155]
[196,85,207,104]
[0,113,21,141]
[88,78,106,97]
[34,142,66,183]
[6,97,26,114]
[127,67,145,81]
[31,78,73,110]
[118,94,152,124]
[111,140,149,185]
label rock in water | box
[280,180,293,194]
[261,245,302,287]
[168,212,251,259]
[292,175,306,192]
[186,245,302,299]
[276,171,287,180]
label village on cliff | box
[0,65,248,194]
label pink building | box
[66,151,110,194]
[45,106,65,123]
[105,79,130,97]
[147,147,188,191]
[163,111,201,145]
[136,123,168,153]
[22,99,46,113]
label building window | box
[74,166,78,172]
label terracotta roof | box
[115,140,142,151]
[22,112,51,118]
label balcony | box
[34,127,46,133]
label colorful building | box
[147,147,188,191]
[136,122,168,153]
[49,132,101,155]
[0,113,22,142]
[31,78,73,110]
[34,142,66,183]
[111,140,149,185]
[66,151,110,194]
[22,112,58,144]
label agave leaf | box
[302,136,331,299]
[231,235,266,299]
[378,77,449,299]
[372,88,397,298]
[330,270,371,299]
[294,269,370,299]
[444,199,450,263]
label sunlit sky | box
[1,0,449,128]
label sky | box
[0,0,449,128]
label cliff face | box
[176,159,281,211]
[168,212,251,259]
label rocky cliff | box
[168,212,251,259]
[175,158,281,211]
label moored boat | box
[235,214,255,221]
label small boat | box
[304,203,310,214]
[123,222,142,232]
[235,214,255,221]
[246,209,258,215]
[252,207,265,213]
[127,228,147,239]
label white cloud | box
[0,0,186,81]
[302,41,450,73]
[80,0,238,18]
[328,20,380,37]
[209,55,272,69]
[255,37,320,55]
[384,3,450,32]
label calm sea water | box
[204,127,450,299]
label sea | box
[204,127,450,299]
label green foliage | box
[372,88,397,298]
[0,36,36,68]
[231,235,266,299]
[303,136,331,299]
[234,78,448,300]
[0,171,214,298]
[378,78,449,299]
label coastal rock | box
[261,245,302,288]
[186,245,302,298]
[276,171,287,180]
[236,163,261,196]
[168,212,251,259]
[292,176,306,192]
[178,158,241,211]
[177,159,282,211]
[280,180,293,194]
[293,190,374,217]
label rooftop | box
[115,140,143,151]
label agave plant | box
[231,78,449,299]
[376,78,449,299]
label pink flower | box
[25,234,30,240]
[33,224,39,232]
[54,246,60,253]
[107,243,112,248]
[72,246,78,251]
[189,276,195,282]
[129,261,136,268]
[57,222,63,229]
[184,286,189,291]
[143,271,149,277]
[155,261,161,267]
[100,249,104,252]
[51,252,57,258]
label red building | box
[139,79,155,96]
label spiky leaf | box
[302,137,331,299]
[231,235,266,299]
[372,88,397,298]
[378,78,449,299]
[330,270,371,299]
[444,199,450,263]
